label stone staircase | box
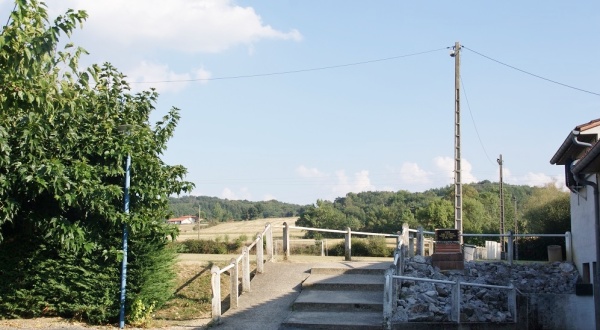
[281,262,390,329]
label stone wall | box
[394,256,592,329]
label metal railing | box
[282,222,400,261]
[210,223,273,323]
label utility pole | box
[497,154,505,253]
[451,41,463,243]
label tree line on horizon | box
[170,180,570,241]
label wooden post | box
[211,265,221,322]
[256,233,264,274]
[242,246,250,292]
[265,223,273,261]
[345,227,352,261]
[565,231,572,262]
[283,222,290,260]
[229,259,238,309]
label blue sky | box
[2,1,599,205]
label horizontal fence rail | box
[283,222,400,261]
[210,223,273,323]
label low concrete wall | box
[519,293,594,330]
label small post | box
[508,284,517,322]
[417,226,424,256]
[507,231,514,266]
[321,240,325,256]
[242,246,251,292]
[283,222,290,260]
[565,231,572,262]
[408,236,414,257]
[265,223,273,261]
[383,267,393,330]
[229,259,238,309]
[211,265,222,323]
[256,233,264,274]
[399,245,406,275]
[452,278,461,323]
[402,223,410,254]
[345,227,352,261]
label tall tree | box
[0,0,192,322]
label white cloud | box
[296,165,326,178]
[399,162,431,185]
[331,170,375,196]
[505,171,564,189]
[263,194,277,201]
[221,187,251,200]
[51,0,302,53]
[126,61,212,93]
[433,156,477,184]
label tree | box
[0,0,192,322]
[522,185,570,234]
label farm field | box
[176,217,303,241]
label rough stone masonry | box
[394,255,580,323]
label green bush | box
[326,237,393,257]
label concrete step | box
[302,273,384,291]
[292,290,383,312]
[281,311,382,329]
[310,262,392,275]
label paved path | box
[210,261,313,330]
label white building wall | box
[570,174,598,281]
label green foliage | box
[169,195,306,221]
[171,237,252,254]
[127,299,155,327]
[326,237,393,257]
[522,184,570,234]
[296,182,567,237]
[0,0,192,323]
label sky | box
[2,1,599,205]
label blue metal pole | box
[119,154,131,329]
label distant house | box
[166,215,198,225]
[550,118,600,283]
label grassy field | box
[176,217,303,241]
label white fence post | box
[229,258,238,309]
[283,222,290,260]
[508,284,517,322]
[242,246,251,292]
[211,265,221,323]
[345,227,352,261]
[256,233,264,274]
[452,278,461,323]
[265,223,273,262]
[417,226,424,256]
[383,267,393,330]
[565,231,572,262]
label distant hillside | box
[169,195,308,221]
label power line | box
[130,47,448,84]
[463,46,600,97]
[460,76,495,165]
